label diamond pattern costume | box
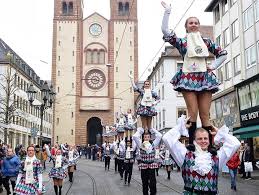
[162,117,241,194]
[14,159,46,194]
[49,156,68,179]
[164,34,222,93]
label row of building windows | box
[86,49,105,64]
[151,64,164,89]
[215,0,238,23]
[12,116,51,135]
[152,108,187,131]
[217,41,259,83]
[215,19,239,49]
[243,1,259,31]
[214,0,259,38]
[14,94,52,123]
[14,75,43,101]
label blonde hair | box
[185,17,200,33]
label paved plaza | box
[39,159,259,195]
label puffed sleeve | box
[163,33,185,55]
[162,126,187,168]
[215,125,241,171]
[204,38,224,57]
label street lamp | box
[27,81,56,147]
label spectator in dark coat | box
[243,145,252,180]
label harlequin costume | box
[154,146,162,176]
[133,128,162,195]
[102,142,114,171]
[67,149,79,182]
[133,85,160,117]
[49,155,68,195]
[14,156,46,195]
[113,138,120,172]
[161,148,173,179]
[161,4,227,145]
[121,137,137,185]
[162,117,241,194]
[49,155,68,179]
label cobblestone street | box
[40,159,259,195]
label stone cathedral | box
[52,0,138,145]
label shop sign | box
[240,106,259,126]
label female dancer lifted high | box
[161,1,227,144]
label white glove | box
[177,115,189,137]
[161,1,171,14]
[214,125,229,145]
[161,1,172,37]
[210,50,227,70]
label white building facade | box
[205,0,259,160]
[0,39,52,148]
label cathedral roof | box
[84,12,109,22]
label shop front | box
[234,75,259,161]
[210,89,240,132]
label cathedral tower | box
[52,0,138,145]
[52,0,83,144]
[110,0,138,117]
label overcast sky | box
[0,0,212,81]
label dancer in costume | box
[162,116,240,194]
[67,145,79,182]
[129,75,160,131]
[161,147,173,180]
[113,134,119,173]
[49,149,68,195]
[154,146,162,176]
[122,135,137,185]
[133,128,162,195]
[14,146,45,195]
[102,139,114,171]
[161,1,227,145]
[117,129,126,180]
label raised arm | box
[128,73,140,92]
[161,1,172,37]
[133,127,144,149]
[214,125,241,171]
[162,117,188,167]
[150,128,162,148]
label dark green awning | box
[233,125,259,139]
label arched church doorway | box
[87,117,103,146]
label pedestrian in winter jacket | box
[1,148,21,194]
[227,151,240,191]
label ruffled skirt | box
[49,167,67,179]
[170,70,219,93]
[137,105,157,117]
[14,178,46,194]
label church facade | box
[52,0,138,145]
